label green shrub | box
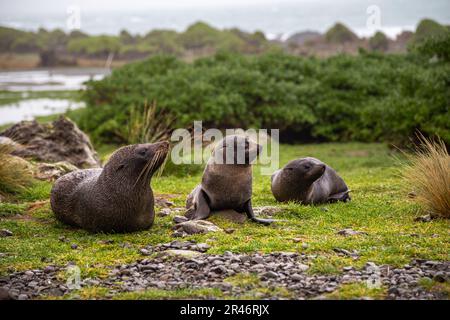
[76,51,450,146]
[369,32,389,52]
[325,23,358,43]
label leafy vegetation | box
[76,45,450,145]
[325,23,358,43]
[369,32,389,52]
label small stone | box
[59,236,68,242]
[196,243,210,252]
[70,244,78,250]
[291,273,303,281]
[297,263,309,272]
[139,248,152,256]
[414,214,432,223]
[0,229,13,237]
[173,220,223,235]
[407,191,417,198]
[292,238,302,243]
[433,272,447,283]
[18,294,28,300]
[262,271,279,279]
[224,228,235,234]
[343,266,353,271]
[320,207,329,212]
[336,228,367,236]
[160,249,203,259]
[0,287,12,300]
[301,243,309,249]
[44,266,55,273]
[158,208,171,217]
[253,206,282,216]
[173,215,188,224]
[252,256,264,264]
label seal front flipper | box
[328,190,351,203]
[186,188,211,220]
[243,199,274,225]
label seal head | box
[50,141,169,233]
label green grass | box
[0,142,449,299]
[0,90,80,107]
[325,282,387,300]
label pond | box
[0,68,109,91]
[0,68,109,125]
[0,98,85,125]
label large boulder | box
[0,117,100,168]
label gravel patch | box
[1,241,448,300]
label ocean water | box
[1,0,449,39]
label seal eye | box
[138,149,147,157]
[304,165,311,170]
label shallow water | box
[0,98,85,125]
[0,68,109,92]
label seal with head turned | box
[50,141,169,233]
[185,134,274,225]
[271,157,350,204]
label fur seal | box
[271,157,350,204]
[185,135,274,225]
[50,141,169,233]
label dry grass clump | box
[402,134,450,218]
[0,142,34,196]
[126,100,175,145]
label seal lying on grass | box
[185,135,274,225]
[50,141,169,233]
[271,157,351,204]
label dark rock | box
[173,215,188,224]
[173,220,222,235]
[1,117,100,168]
[336,228,368,236]
[70,244,78,250]
[34,161,78,181]
[0,229,13,237]
[433,272,447,283]
[0,287,12,300]
[414,214,432,223]
[263,271,279,279]
[157,208,171,217]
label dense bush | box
[77,47,450,145]
[369,32,389,52]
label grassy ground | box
[0,142,449,299]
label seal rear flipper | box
[186,188,211,220]
[328,190,351,203]
[243,199,275,225]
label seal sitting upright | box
[271,157,350,204]
[50,141,169,233]
[185,135,274,225]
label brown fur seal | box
[50,141,169,233]
[271,157,350,204]
[185,135,274,225]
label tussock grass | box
[0,143,33,196]
[402,134,450,218]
